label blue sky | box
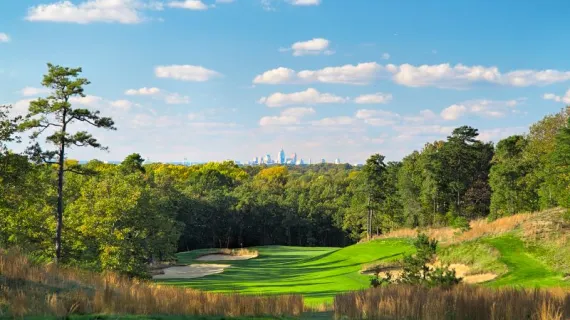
[1,0,570,164]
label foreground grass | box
[15,314,333,320]
[159,239,414,306]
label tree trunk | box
[55,108,67,264]
[55,145,65,263]
[367,196,371,240]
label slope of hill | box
[164,208,570,306]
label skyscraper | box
[279,148,285,164]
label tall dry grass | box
[0,248,302,318]
[368,209,567,244]
[335,285,570,320]
[218,248,259,257]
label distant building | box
[279,148,286,164]
[335,158,341,165]
[321,158,326,164]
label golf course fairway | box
[157,238,414,306]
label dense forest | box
[2,65,570,277]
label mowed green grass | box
[157,234,570,307]
[157,239,414,306]
[485,235,569,288]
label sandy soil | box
[196,254,257,261]
[362,262,497,284]
[152,264,230,279]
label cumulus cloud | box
[110,99,135,110]
[259,88,347,107]
[253,67,296,84]
[381,53,390,60]
[258,108,314,127]
[253,62,382,85]
[354,92,392,104]
[0,33,9,43]
[19,87,50,97]
[70,95,104,106]
[389,63,570,88]
[125,87,189,104]
[403,109,438,123]
[155,65,221,81]
[281,38,333,56]
[355,109,400,126]
[254,62,570,88]
[478,127,527,142]
[288,0,320,5]
[543,90,570,104]
[68,95,138,111]
[164,93,190,104]
[440,99,522,120]
[125,87,161,95]
[311,116,354,126]
[167,0,209,10]
[25,0,159,24]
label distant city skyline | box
[247,148,345,166]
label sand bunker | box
[362,263,497,284]
[196,254,257,261]
[153,264,230,279]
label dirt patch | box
[152,264,230,279]
[361,262,497,284]
[196,254,257,261]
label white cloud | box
[259,88,347,107]
[280,107,316,118]
[284,38,333,56]
[354,93,392,104]
[253,67,296,84]
[155,65,221,81]
[216,0,235,3]
[440,104,467,121]
[25,0,157,24]
[255,62,570,87]
[70,95,104,106]
[125,87,161,95]
[394,125,455,138]
[478,127,527,142]
[164,93,190,104]
[259,115,299,126]
[253,62,382,85]
[355,109,399,120]
[403,109,438,123]
[311,116,354,127]
[381,53,390,60]
[125,87,189,104]
[355,109,400,126]
[110,99,135,110]
[440,99,522,120]
[9,99,34,117]
[289,0,320,5]
[19,87,50,97]
[543,90,570,104]
[389,63,570,88]
[0,33,9,43]
[167,0,209,10]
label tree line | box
[2,64,570,277]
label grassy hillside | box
[159,239,414,306]
[164,209,570,306]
